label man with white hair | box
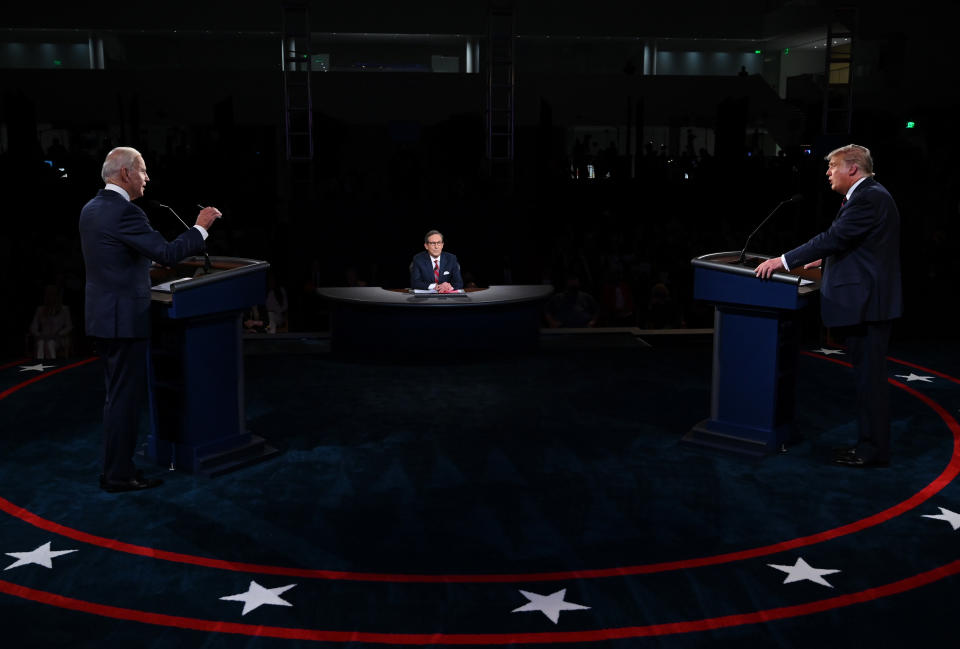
[755,144,902,467]
[80,146,222,492]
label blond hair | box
[825,144,874,176]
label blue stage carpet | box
[1,335,959,647]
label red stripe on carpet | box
[3,560,960,643]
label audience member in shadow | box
[600,270,636,326]
[29,284,73,360]
[265,273,288,334]
[545,277,598,328]
[243,305,268,334]
[344,266,367,287]
[645,281,682,329]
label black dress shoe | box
[99,474,164,492]
[832,446,858,455]
[832,451,889,468]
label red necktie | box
[433,259,440,286]
[841,196,847,205]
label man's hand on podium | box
[437,281,455,293]
[755,256,785,279]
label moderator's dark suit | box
[410,251,463,290]
[79,189,206,482]
[784,177,902,462]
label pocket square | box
[443,271,450,275]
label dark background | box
[2,1,957,358]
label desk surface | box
[317,285,554,308]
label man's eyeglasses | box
[426,241,444,246]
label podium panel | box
[686,252,819,456]
[147,256,277,476]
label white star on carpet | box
[512,588,590,624]
[220,580,296,616]
[18,363,55,373]
[922,507,960,531]
[812,348,845,356]
[894,373,935,383]
[4,541,77,570]
[768,557,840,588]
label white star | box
[894,373,935,383]
[512,588,590,624]
[4,541,77,570]
[768,557,840,588]
[812,348,845,356]
[220,580,296,616]
[19,363,55,372]
[923,507,960,531]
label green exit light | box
[906,121,916,129]
[53,59,62,66]
[754,50,762,55]
[784,48,790,55]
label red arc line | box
[3,559,960,643]
[0,357,99,401]
[1,349,959,642]
[0,353,957,583]
[887,355,960,385]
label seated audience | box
[29,284,73,359]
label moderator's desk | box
[317,285,553,356]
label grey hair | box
[424,229,444,243]
[101,146,143,182]
[825,144,874,177]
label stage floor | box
[1,335,959,647]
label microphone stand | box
[737,194,803,265]
[156,202,212,273]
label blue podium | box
[147,256,277,476]
[686,251,820,456]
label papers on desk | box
[151,277,193,292]
[410,289,468,297]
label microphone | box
[737,194,803,265]
[152,201,212,273]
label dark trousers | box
[96,337,149,482]
[838,320,893,462]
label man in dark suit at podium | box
[80,146,222,492]
[755,144,902,467]
[410,230,463,292]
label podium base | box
[197,435,280,477]
[683,419,797,457]
[148,432,279,477]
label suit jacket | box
[784,177,902,328]
[410,251,463,290]
[79,189,207,338]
